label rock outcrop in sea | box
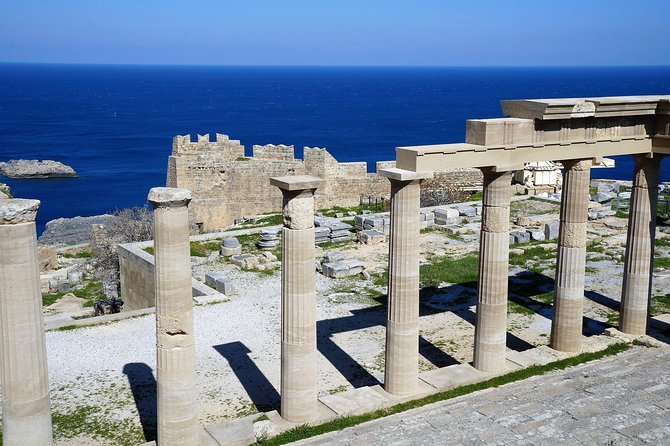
[0,160,77,178]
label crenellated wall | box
[166,134,482,232]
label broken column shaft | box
[551,158,592,352]
[271,175,324,423]
[0,199,53,446]
[620,154,663,335]
[379,168,432,395]
[149,187,199,446]
[473,169,512,372]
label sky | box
[1,0,669,66]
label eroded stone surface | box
[148,187,191,207]
[0,198,40,224]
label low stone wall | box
[118,243,155,310]
[118,241,224,310]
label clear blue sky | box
[1,0,668,66]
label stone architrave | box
[0,199,54,446]
[148,187,200,446]
[270,175,325,423]
[620,154,663,335]
[551,159,592,352]
[378,168,433,395]
[473,169,512,372]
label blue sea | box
[0,64,669,234]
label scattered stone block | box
[363,217,384,230]
[231,254,259,269]
[323,250,346,264]
[315,227,331,244]
[593,191,616,203]
[67,270,83,285]
[257,228,280,250]
[57,281,71,293]
[510,230,531,244]
[322,259,365,278]
[205,272,238,295]
[434,207,459,225]
[544,221,560,240]
[445,225,467,235]
[359,229,385,245]
[529,230,545,241]
[456,205,477,217]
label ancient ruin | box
[1,95,669,445]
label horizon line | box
[2,61,670,69]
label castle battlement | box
[252,144,295,161]
[172,133,244,157]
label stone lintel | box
[501,95,670,120]
[148,187,191,208]
[0,198,40,224]
[270,175,324,192]
[396,138,652,172]
[378,168,433,182]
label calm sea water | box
[0,64,669,234]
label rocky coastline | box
[0,182,11,198]
[0,159,77,178]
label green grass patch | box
[62,250,93,259]
[469,191,483,201]
[651,294,670,316]
[143,246,154,255]
[43,291,67,306]
[52,405,144,446]
[586,242,606,253]
[190,240,221,257]
[420,254,479,288]
[654,256,670,269]
[508,300,536,315]
[318,203,385,218]
[236,156,251,161]
[655,237,670,248]
[257,343,631,445]
[43,280,106,308]
[509,245,556,267]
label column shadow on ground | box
[213,342,280,412]
[122,362,157,443]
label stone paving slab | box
[291,346,670,446]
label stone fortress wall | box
[166,133,482,232]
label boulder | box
[359,229,385,245]
[544,222,560,240]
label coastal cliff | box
[0,160,77,178]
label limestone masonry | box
[166,134,482,231]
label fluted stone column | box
[271,175,324,423]
[0,199,53,446]
[473,169,512,372]
[148,187,199,446]
[551,158,592,352]
[379,168,433,395]
[620,155,663,335]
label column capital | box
[558,158,593,170]
[378,168,433,182]
[0,199,40,225]
[270,175,324,194]
[148,187,191,209]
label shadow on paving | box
[123,362,157,443]
[210,269,628,413]
[213,342,281,412]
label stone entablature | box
[398,95,670,171]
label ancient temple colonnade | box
[0,95,668,442]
